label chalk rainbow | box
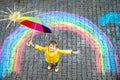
[0,11,119,78]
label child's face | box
[49,44,57,52]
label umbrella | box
[17,16,52,33]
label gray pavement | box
[0,0,120,80]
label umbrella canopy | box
[17,16,52,33]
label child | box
[29,40,80,72]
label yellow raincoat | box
[34,44,72,64]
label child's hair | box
[49,40,58,47]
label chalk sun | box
[0,3,37,29]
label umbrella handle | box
[31,30,35,40]
[27,30,35,47]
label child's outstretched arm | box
[58,49,80,54]
[28,40,46,52]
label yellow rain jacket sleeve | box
[34,44,46,52]
[58,49,72,54]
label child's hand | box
[27,40,34,47]
[72,50,80,54]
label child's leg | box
[54,62,59,67]
[47,63,52,70]
[54,62,59,72]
